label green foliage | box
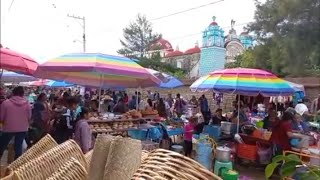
[118,14,185,78]
[117,14,161,58]
[138,52,186,78]
[235,0,320,77]
[265,154,320,180]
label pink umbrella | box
[29,79,50,86]
[0,44,38,75]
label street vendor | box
[271,110,305,155]
[263,108,278,130]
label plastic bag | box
[22,139,28,153]
[257,142,272,164]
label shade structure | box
[29,79,50,86]
[190,68,295,97]
[0,45,38,75]
[1,71,37,82]
[34,53,161,88]
[146,68,183,88]
[46,80,74,87]
[286,80,304,93]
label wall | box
[199,47,226,76]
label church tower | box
[199,16,226,76]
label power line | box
[169,22,251,40]
[149,0,224,21]
[8,0,15,11]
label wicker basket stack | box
[47,157,87,180]
[84,150,93,165]
[7,134,58,172]
[2,134,222,180]
[13,140,86,180]
[132,149,222,180]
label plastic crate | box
[237,143,257,161]
[128,129,148,140]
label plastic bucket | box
[195,142,213,170]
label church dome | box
[184,45,201,55]
[150,38,173,51]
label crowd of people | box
[0,85,319,162]
[0,86,215,160]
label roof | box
[209,21,218,26]
[184,46,201,55]
[165,50,184,57]
[150,38,173,51]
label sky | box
[1,0,260,63]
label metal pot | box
[221,122,232,134]
[216,146,231,162]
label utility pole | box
[67,14,86,52]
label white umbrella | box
[1,71,37,82]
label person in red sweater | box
[271,110,304,155]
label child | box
[184,116,197,157]
[74,107,92,153]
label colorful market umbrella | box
[146,68,183,88]
[0,44,38,75]
[190,68,295,133]
[46,80,74,87]
[34,53,160,88]
[29,79,50,86]
[190,68,295,96]
[1,71,37,82]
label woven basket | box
[8,134,58,171]
[141,150,149,163]
[47,157,88,180]
[84,150,93,166]
[132,149,222,180]
[1,171,17,180]
[13,140,86,180]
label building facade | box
[155,16,254,78]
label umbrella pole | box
[98,74,102,113]
[237,94,240,134]
[136,86,141,110]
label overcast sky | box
[1,0,260,63]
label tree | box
[119,14,186,78]
[138,52,186,78]
[118,14,161,58]
[237,0,320,77]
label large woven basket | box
[8,134,58,171]
[84,150,93,166]
[13,140,86,180]
[132,149,222,180]
[1,171,16,180]
[141,150,149,163]
[47,157,88,180]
